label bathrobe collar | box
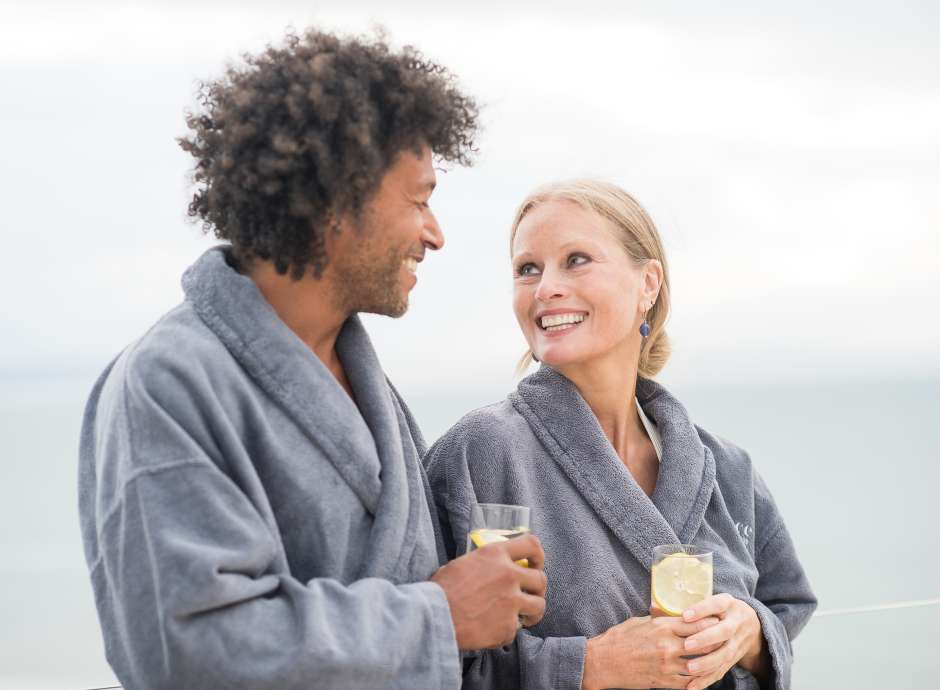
[510,366,716,570]
[182,246,425,582]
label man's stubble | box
[331,210,410,319]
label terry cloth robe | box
[78,246,460,690]
[424,366,816,690]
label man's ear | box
[325,209,348,235]
[322,210,352,251]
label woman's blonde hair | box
[510,179,672,378]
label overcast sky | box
[1,0,938,393]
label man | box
[78,29,546,690]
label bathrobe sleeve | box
[425,429,587,690]
[459,632,586,690]
[83,359,459,690]
[730,472,817,690]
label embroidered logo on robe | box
[734,521,753,548]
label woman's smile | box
[536,310,589,336]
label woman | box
[424,180,816,690]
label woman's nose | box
[534,269,567,301]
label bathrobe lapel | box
[183,247,423,582]
[511,367,715,570]
[336,317,427,581]
[637,378,717,544]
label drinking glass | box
[651,545,714,689]
[650,544,713,617]
[467,503,531,567]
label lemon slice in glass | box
[470,529,510,548]
[651,552,713,616]
[469,528,530,567]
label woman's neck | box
[557,353,659,494]
[558,355,643,451]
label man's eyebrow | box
[404,179,436,199]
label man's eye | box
[517,263,540,277]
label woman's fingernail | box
[685,639,700,651]
[683,610,695,621]
[688,662,699,673]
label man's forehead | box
[388,145,436,188]
[409,166,437,195]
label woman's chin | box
[535,345,587,369]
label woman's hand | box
[580,614,721,690]
[680,593,769,690]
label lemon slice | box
[470,529,510,548]
[469,528,530,567]
[651,553,713,616]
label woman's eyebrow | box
[556,238,603,253]
[513,238,603,259]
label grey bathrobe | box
[425,366,816,690]
[78,247,460,690]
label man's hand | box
[431,534,547,651]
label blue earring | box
[639,300,653,337]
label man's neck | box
[245,260,354,397]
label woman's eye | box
[517,263,540,277]
[568,253,590,267]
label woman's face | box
[511,199,656,370]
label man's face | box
[331,144,442,317]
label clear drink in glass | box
[467,503,530,567]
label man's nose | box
[422,208,444,251]
[534,268,567,301]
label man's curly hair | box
[178,29,479,279]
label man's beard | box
[332,215,409,318]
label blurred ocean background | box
[1,373,937,689]
[1,0,937,688]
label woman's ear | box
[643,259,664,303]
